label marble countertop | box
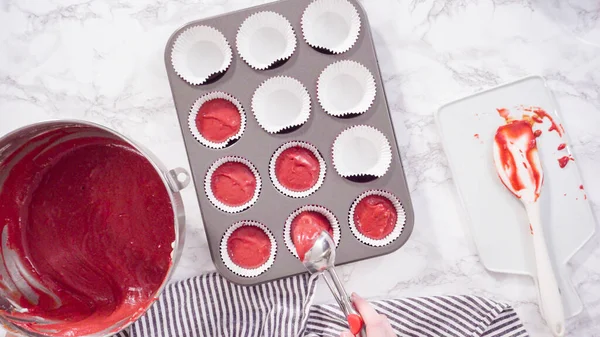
[1,0,599,335]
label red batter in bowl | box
[226,225,272,269]
[210,161,257,207]
[0,127,176,336]
[195,98,242,143]
[291,211,333,260]
[275,146,320,192]
[353,195,397,240]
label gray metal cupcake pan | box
[164,0,415,285]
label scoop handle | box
[526,202,565,337]
[323,268,366,337]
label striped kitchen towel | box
[114,272,528,337]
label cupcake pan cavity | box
[165,0,414,285]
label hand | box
[339,293,395,337]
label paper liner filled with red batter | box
[332,125,392,178]
[269,141,326,198]
[220,221,277,277]
[283,205,341,260]
[348,190,405,247]
[188,91,246,149]
[205,156,261,213]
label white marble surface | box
[1,0,599,335]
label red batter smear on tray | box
[558,156,574,168]
[195,98,241,143]
[497,106,569,169]
[275,146,321,192]
[291,211,333,260]
[0,130,174,336]
[558,143,566,151]
[580,185,584,190]
[353,195,397,240]
[227,225,271,269]
[493,120,543,201]
[522,106,564,137]
[474,134,480,139]
[211,161,256,207]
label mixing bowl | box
[0,121,189,336]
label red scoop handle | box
[347,313,364,335]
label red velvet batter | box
[558,155,574,168]
[494,120,542,201]
[275,147,320,192]
[195,98,241,143]
[227,225,271,269]
[291,211,333,260]
[210,161,257,207]
[0,129,174,336]
[353,195,397,240]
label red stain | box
[564,193,567,196]
[534,130,542,137]
[529,223,534,235]
[497,108,510,120]
[523,106,564,137]
[474,133,480,139]
[557,143,566,151]
[584,194,587,200]
[494,120,542,201]
[558,156,574,168]
[532,115,543,123]
[580,185,584,190]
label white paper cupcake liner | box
[205,156,262,213]
[332,125,392,177]
[171,25,233,85]
[252,76,311,133]
[236,11,297,70]
[269,141,326,198]
[220,221,277,277]
[348,190,406,247]
[301,0,361,54]
[188,92,246,149]
[283,205,341,259]
[317,60,376,116]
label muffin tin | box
[165,0,414,285]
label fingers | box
[351,292,380,323]
[339,330,354,337]
[351,293,396,336]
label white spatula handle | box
[526,202,565,337]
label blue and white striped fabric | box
[114,272,528,337]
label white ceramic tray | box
[436,76,596,317]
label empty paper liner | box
[332,125,392,178]
[236,11,297,70]
[301,0,361,54]
[171,25,233,85]
[252,76,311,134]
[317,60,376,116]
